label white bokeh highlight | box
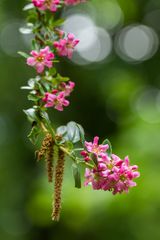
[132,87,160,124]
[62,14,112,65]
[115,24,159,62]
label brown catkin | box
[46,138,54,183]
[37,133,55,183]
[52,148,65,221]
[37,133,53,161]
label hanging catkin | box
[52,148,65,221]
[37,133,55,182]
[45,135,54,183]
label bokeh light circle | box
[115,24,159,62]
[77,27,112,63]
[0,20,30,57]
[132,87,160,124]
[62,13,96,52]
[94,0,124,30]
[62,13,112,65]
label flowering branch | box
[20,0,140,221]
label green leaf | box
[40,111,55,137]
[76,123,85,144]
[23,3,34,11]
[28,94,40,102]
[49,67,57,76]
[28,125,41,145]
[66,141,74,150]
[102,138,112,157]
[56,122,85,144]
[40,111,50,123]
[72,163,81,189]
[35,82,45,95]
[56,126,67,136]
[18,51,30,58]
[52,18,65,28]
[32,39,39,50]
[23,108,39,123]
[67,121,80,143]
[56,73,69,82]
[41,81,51,92]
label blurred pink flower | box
[27,46,54,73]
[54,33,79,59]
[59,81,75,96]
[64,0,86,5]
[32,0,60,12]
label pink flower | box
[32,0,44,7]
[43,91,69,111]
[27,46,54,73]
[55,29,65,39]
[64,0,86,5]
[59,81,75,96]
[85,136,109,155]
[84,154,140,194]
[53,33,79,59]
[32,0,60,12]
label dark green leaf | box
[32,39,39,50]
[76,123,85,144]
[28,94,40,102]
[52,19,65,27]
[35,82,45,95]
[28,125,41,145]
[42,81,51,92]
[40,111,55,137]
[72,163,81,189]
[56,73,69,82]
[49,67,57,76]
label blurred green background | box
[1,0,160,239]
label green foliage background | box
[0,0,160,239]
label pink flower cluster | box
[27,46,54,73]
[42,81,75,111]
[81,137,140,194]
[32,0,86,11]
[64,0,86,5]
[32,0,60,12]
[54,33,79,59]
[81,136,109,162]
